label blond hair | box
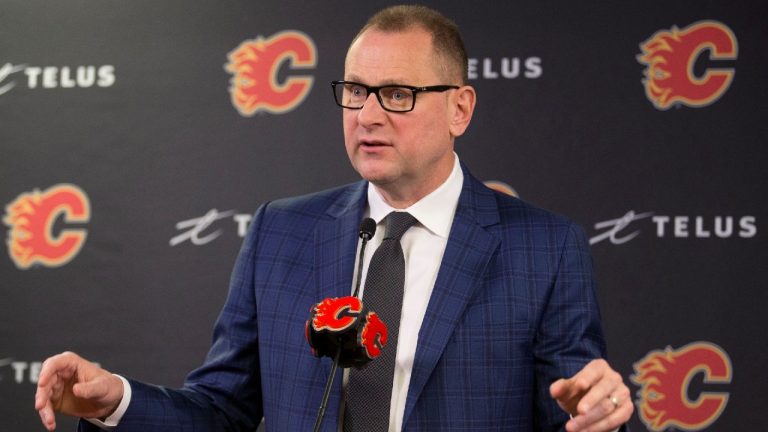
[351,5,468,84]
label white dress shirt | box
[342,154,463,432]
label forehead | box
[344,27,441,84]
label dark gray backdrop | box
[2,1,765,430]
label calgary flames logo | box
[631,341,732,431]
[358,312,387,359]
[225,30,316,116]
[306,296,388,366]
[4,184,90,269]
[311,296,363,332]
[638,21,737,110]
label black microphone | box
[359,217,376,240]
[306,217,379,365]
[307,218,387,432]
[353,217,376,297]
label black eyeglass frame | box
[331,80,460,113]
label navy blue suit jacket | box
[82,166,606,431]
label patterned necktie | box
[344,211,418,432]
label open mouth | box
[360,139,389,148]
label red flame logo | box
[4,184,90,269]
[638,21,737,110]
[225,30,316,115]
[311,296,363,332]
[631,342,731,431]
[359,312,387,359]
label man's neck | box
[373,184,435,209]
[372,155,456,209]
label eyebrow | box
[344,74,413,87]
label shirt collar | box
[367,153,463,239]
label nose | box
[356,91,387,127]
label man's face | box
[343,27,460,205]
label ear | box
[448,85,477,138]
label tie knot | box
[384,212,417,240]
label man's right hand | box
[34,352,124,431]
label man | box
[35,5,632,431]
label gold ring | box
[609,395,620,409]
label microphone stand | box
[312,220,375,432]
[313,345,341,432]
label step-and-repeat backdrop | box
[2,1,765,430]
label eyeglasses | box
[331,80,459,113]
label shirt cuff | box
[83,374,132,430]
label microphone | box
[353,217,376,297]
[359,217,376,240]
[306,218,387,432]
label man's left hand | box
[549,359,633,432]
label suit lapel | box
[403,169,501,425]
[311,181,367,430]
[314,181,368,301]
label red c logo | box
[359,312,387,359]
[225,30,317,115]
[311,296,363,332]
[631,341,732,431]
[4,184,91,269]
[638,21,737,110]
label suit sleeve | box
[532,222,607,432]
[78,205,269,431]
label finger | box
[576,370,623,414]
[568,395,617,430]
[557,359,609,398]
[73,374,111,400]
[549,378,567,398]
[35,366,63,411]
[38,352,82,393]
[567,397,633,432]
[549,379,581,415]
[550,370,596,408]
[567,384,632,432]
[35,380,53,410]
[37,359,57,388]
[38,399,57,431]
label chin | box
[354,160,391,182]
[359,170,397,186]
[359,172,388,184]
